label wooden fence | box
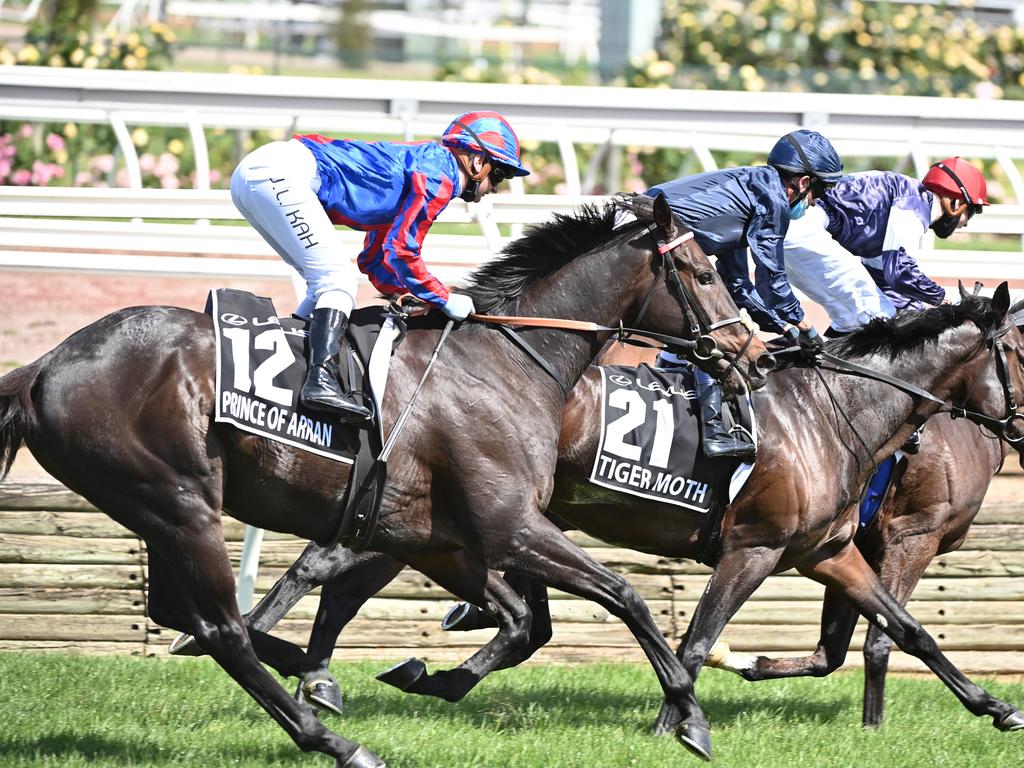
[1,469,1022,674]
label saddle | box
[206,288,407,549]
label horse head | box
[953,281,1024,465]
[616,192,775,393]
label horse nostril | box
[755,352,777,373]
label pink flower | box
[10,169,31,185]
[18,123,32,138]
[208,168,222,185]
[90,154,115,174]
[45,133,65,152]
[139,152,156,172]
[74,170,94,186]
[0,159,9,178]
[160,174,180,189]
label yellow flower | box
[856,31,872,47]
[122,54,140,69]
[126,32,141,48]
[55,149,68,164]
[16,44,40,64]
[83,56,99,69]
[91,42,106,57]
[739,64,757,79]
[167,138,185,155]
[812,71,829,87]
[47,54,65,67]
[64,122,78,139]
[69,48,85,65]
[0,48,15,66]
[131,128,149,147]
[135,45,149,59]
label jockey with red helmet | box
[784,157,989,336]
[230,111,529,423]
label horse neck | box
[514,239,652,392]
[782,323,987,465]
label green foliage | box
[629,0,1024,99]
[1,655,1022,768]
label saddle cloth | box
[590,364,756,513]
[206,288,399,462]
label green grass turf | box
[0,655,1021,767]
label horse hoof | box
[338,745,386,768]
[296,676,344,716]
[440,602,497,631]
[167,632,204,656]
[375,658,427,691]
[996,710,1024,731]
[676,722,712,762]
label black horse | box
[706,412,1010,726]
[221,286,1024,745]
[0,195,770,767]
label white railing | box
[4,67,1024,201]
[2,186,1023,285]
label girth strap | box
[495,324,569,399]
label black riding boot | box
[300,308,373,425]
[695,369,755,459]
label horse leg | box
[296,551,405,714]
[709,586,860,681]
[376,550,537,703]
[861,531,941,728]
[488,516,711,760]
[652,544,783,737]
[800,542,1024,732]
[144,515,382,767]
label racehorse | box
[223,285,1024,744]
[706,412,1010,727]
[0,194,770,767]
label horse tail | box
[0,362,40,482]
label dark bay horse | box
[707,412,1010,727]
[0,194,769,767]
[227,286,1024,745]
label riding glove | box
[442,293,476,321]
[786,325,824,356]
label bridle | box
[467,218,759,396]
[633,224,758,384]
[816,311,1024,446]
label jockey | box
[230,111,529,424]
[649,129,849,457]
[783,157,989,336]
[783,157,988,461]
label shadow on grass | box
[0,733,302,765]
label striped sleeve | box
[380,171,453,306]
[358,228,407,297]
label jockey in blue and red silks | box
[230,111,530,423]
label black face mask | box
[459,177,481,203]
[931,215,960,239]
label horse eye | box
[698,271,715,285]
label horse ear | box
[992,281,1011,317]
[958,280,970,301]
[652,191,673,233]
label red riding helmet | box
[922,157,988,212]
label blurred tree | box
[27,0,99,49]
[335,0,371,69]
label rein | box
[469,225,755,396]
[817,340,1024,444]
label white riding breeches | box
[230,139,358,318]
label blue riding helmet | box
[767,129,849,185]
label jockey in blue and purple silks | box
[230,111,529,423]
[784,157,989,336]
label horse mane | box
[831,294,1002,360]
[462,194,652,315]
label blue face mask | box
[789,197,809,220]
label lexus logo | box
[220,313,247,326]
